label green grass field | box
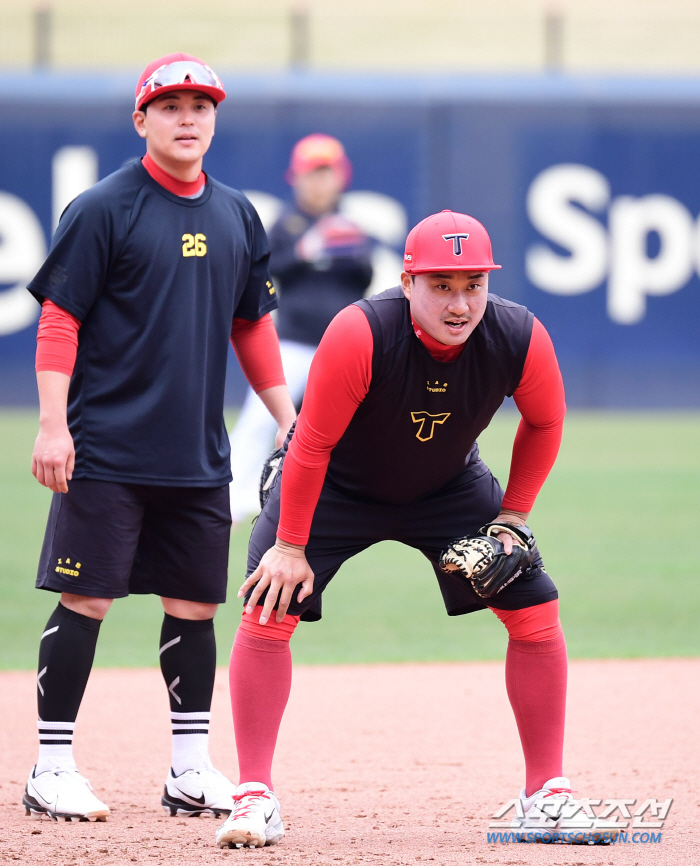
[0,409,698,668]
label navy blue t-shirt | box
[28,160,277,486]
[326,287,533,504]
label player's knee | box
[161,597,218,620]
[489,599,562,642]
[60,593,113,621]
[239,605,299,641]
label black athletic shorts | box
[247,453,558,622]
[37,480,232,603]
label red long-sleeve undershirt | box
[141,151,206,196]
[35,302,285,394]
[35,155,286,392]
[35,300,82,376]
[278,305,566,545]
[229,315,286,392]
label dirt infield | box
[1,659,697,865]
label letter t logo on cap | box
[442,233,470,255]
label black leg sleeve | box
[159,613,216,713]
[37,603,101,722]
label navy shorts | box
[247,456,558,622]
[37,479,232,603]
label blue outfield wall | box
[1,72,699,408]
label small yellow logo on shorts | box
[55,558,82,577]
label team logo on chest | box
[410,411,451,442]
[427,380,448,393]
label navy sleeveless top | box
[325,286,533,504]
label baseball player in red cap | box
[23,54,296,822]
[214,210,604,849]
[228,133,372,523]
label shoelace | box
[51,768,94,791]
[231,789,269,819]
[542,787,575,799]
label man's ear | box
[400,272,413,301]
[132,111,147,139]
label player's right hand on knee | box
[31,422,75,494]
[239,539,314,625]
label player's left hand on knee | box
[238,539,314,625]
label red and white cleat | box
[215,782,284,849]
[511,776,617,845]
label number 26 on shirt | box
[182,233,207,257]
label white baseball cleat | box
[511,776,616,844]
[162,766,237,817]
[23,766,110,822]
[215,782,284,849]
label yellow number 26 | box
[182,233,207,257]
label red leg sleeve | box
[491,601,567,796]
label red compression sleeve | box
[277,305,373,545]
[491,602,567,795]
[505,628,567,795]
[501,318,566,513]
[35,300,81,376]
[230,314,287,393]
[229,629,292,789]
[239,607,300,642]
[489,600,562,642]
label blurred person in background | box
[228,134,373,523]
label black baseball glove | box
[258,446,284,509]
[439,522,537,599]
[258,421,297,509]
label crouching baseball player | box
[23,54,296,822]
[216,210,600,849]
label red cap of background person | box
[286,134,352,187]
[135,53,226,111]
[403,210,502,274]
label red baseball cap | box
[135,53,226,111]
[286,134,352,186]
[403,211,501,274]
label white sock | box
[36,720,77,774]
[170,711,212,775]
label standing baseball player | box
[228,133,372,522]
[215,210,597,849]
[23,53,296,822]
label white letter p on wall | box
[607,194,695,324]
